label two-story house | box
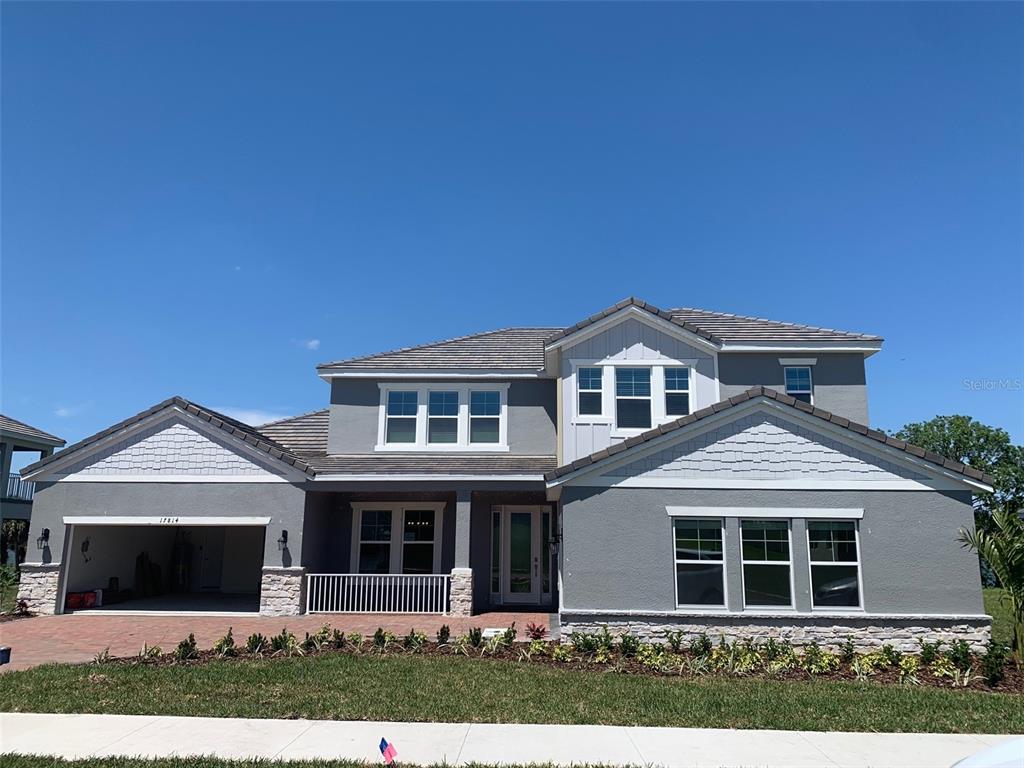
[17,298,993,649]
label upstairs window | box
[785,366,813,404]
[427,391,458,444]
[385,391,418,443]
[808,521,861,608]
[615,367,651,429]
[577,367,603,416]
[470,390,500,443]
[665,367,691,417]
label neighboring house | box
[17,299,994,649]
[0,415,65,564]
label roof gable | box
[0,414,65,447]
[547,387,994,492]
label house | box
[17,298,993,649]
[0,415,65,565]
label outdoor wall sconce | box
[36,528,49,550]
[277,529,288,550]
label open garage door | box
[61,516,268,614]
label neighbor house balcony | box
[4,473,34,502]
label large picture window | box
[673,518,725,606]
[357,509,392,574]
[385,391,418,444]
[615,367,651,429]
[741,520,792,607]
[665,367,691,417]
[808,521,861,608]
[577,367,603,416]
[427,391,458,444]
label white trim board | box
[667,506,863,519]
[62,516,271,526]
[53,475,290,483]
[544,306,722,355]
[314,474,545,482]
[318,369,546,380]
[596,478,969,491]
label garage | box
[61,516,268,613]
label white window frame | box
[614,366,653,432]
[469,389,503,445]
[375,383,510,451]
[427,390,460,445]
[784,366,814,404]
[672,517,728,610]
[664,366,692,418]
[350,502,445,574]
[739,519,795,610]
[383,390,419,445]
[576,366,604,418]
[806,520,864,612]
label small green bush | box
[618,632,640,657]
[551,644,573,662]
[213,628,236,658]
[663,629,685,653]
[569,631,599,655]
[880,644,902,668]
[898,655,920,685]
[946,639,973,672]
[838,637,856,664]
[502,622,518,645]
[174,633,198,661]
[918,639,942,666]
[403,629,428,651]
[436,624,451,645]
[980,640,1009,686]
[468,627,483,648]
[246,633,267,655]
[689,633,713,657]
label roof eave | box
[316,368,549,380]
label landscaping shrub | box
[880,644,902,667]
[618,632,640,657]
[947,640,974,671]
[663,629,685,653]
[595,626,615,652]
[403,629,428,651]
[799,641,839,675]
[918,639,941,666]
[246,633,267,656]
[689,633,713,658]
[330,629,346,649]
[174,633,198,661]
[137,642,162,661]
[899,655,921,685]
[838,637,856,664]
[525,622,546,640]
[436,624,451,645]
[569,631,599,655]
[980,640,1009,686]
[502,622,518,645]
[551,644,573,662]
[467,627,483,648]
[270,628,301,656]
[213,628,236,658]
[346,632,363,651]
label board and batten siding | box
[560,318,717,464]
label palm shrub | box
[960,507,1024,661]
[0,564,18,612]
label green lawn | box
[985,587,1013,646]
[0,652,1019,734]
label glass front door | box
[500,506,547,604]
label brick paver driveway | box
[0,611,553,672]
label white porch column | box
[450,489,473,616]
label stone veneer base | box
[449,568,473,617]
[259,566,307,616]
[559,612,992,652]
[17,563,62,615]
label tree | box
[959,509,1024,661]
[893,415,1024,529]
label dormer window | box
[784,366,813,404]
[577,367,603,416]
[665,367,691,417]
[615,367,652,429]
[385,391,418,443]
[377,384,508,451]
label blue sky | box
[2,2,1022,465]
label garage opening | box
[62,518,267,614]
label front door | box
[500,505,549,605]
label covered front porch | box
[299,487,558,617]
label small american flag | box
[379,737,398,765]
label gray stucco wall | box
[25,481,308,571]
[327,379,556,455]
[718,353,870,424]
[560,486,983,616]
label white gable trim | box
[64,516,271,526]
[56,475,290,484]
[545,306,722,355]
[549,397,991,492]
[24,407,307,484]
[667,506,863,519]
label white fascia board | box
[544,306,722,355]
[546,397,991,493]
[317,369,547,381]
[666,506,863,519]
[593,477,971,491]
[561,608,990,621]
[721,342,883,356]
[314,473,545,482]
[53,475,290,483]
[63,516,271,526]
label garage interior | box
[63,523,266,613]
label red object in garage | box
[64,591,98,610]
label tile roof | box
[308,453,556,476]
[21,397,315,478]
[318,328,557,371]
[257,409,329,454]
[0,414,65,447]
[544,386,995,487]
[319,298,881,371]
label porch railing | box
[306,573,451,614]
[4,474,34,502]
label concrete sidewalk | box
[0,713,1017,767]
